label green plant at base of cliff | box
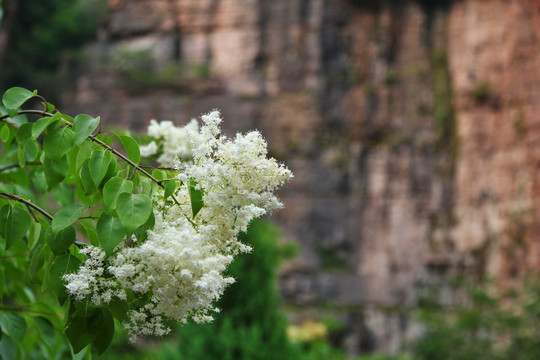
[412,281,540,360]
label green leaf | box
[0,311,27,341]
[49,254,81,304]
[24,140,38,161]
[43,156,69,190]
[43,126,75,161]
[107,298,127,322]
[65,300,98,354]
[116,193,152,235]
[119,135,140,164]
[34,317,56,353]
[7,114,26,126]
[97,213,125,256]
[2,87,35,110]
[29,244,45,283]
[27,221,41,250]
[164,180,176,198]
[32,170,47,194]
[0,334,16,360]
[51,205,86,233]
[0,124,13,144]
[17,143,26,167]
[32,113,60,140]
[0,205,31,250]
[53,182,74,206]
[16,122,33,144]
[88,150,112,187]
[73,114,99,145]
[152,169,165,181]
[189,179,204,218]
[92,308,114,355]
[77,221,99,247]
[102,177,133,213]
[0,269,4,300]
[79,159,97,195]
[46,225,76,255]
[75,140,93,172]
[134,211,154,243]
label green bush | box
[1,0,105,94]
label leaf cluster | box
[0,87,186,357]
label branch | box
[0,305,62,318]
[0,161,41,173]
[0,192,53,221]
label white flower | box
[139,141,158,157]
[142,119,199,166]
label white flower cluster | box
[64,111,292,342]
[138,119,199,166]
[63,246,126,305]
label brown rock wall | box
[66,0,540,354]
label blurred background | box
[2,0,540,359]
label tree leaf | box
[73,114,99,145]
[17,143,26,167]
[134,211,154,243]
[52,182,74,206]
[79,159,97,195]
[43,156,69,191]
[0,333,16,359]
[32,113,60,140]
[88,150,112,187]
[16,122,33,144]
[97,213,125,256]
[49,254,81,304]
[102,177,133,213]
[189,179,204,218]
[107,298,127,322]
[0,311,27,341]
[24,140,38,161]
[45,225,76,255]
[33,317,56,353]
[32,170,46,194]
[116,193,152,235]
[75,139,93,173]
[119,135,140,164]
[0,205,31,250]
[43,126,75,160]
[0,124,14,144]
[164,180,177,199]
[2,87,35,110]
[65,300,99,354]
[51,205,86,233]
[92,308,114,355]
[28,244,45,284]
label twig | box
[0,305,62,318]
[0,161,41,173]
[0,192,53,221]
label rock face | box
[66,0,540,354]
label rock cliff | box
[66,0,540,354]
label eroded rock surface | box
[66,0,540,354]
